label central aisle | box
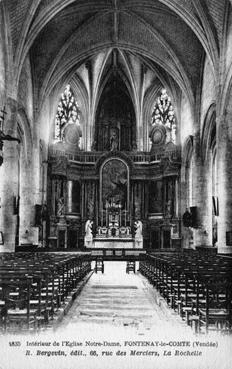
[59,261,188,333]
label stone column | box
[217,112,232,254]
[144,181,149,219]
[31,143,41,245]
[175,177,180,217]
[19,151,34,245]
[192,131,212,247]
[81,181,85,219]
[180,158,195,249]
[200,154,213,246]
[42,161,48,247]
[0,98,18,251]
[67,180,73,213]
[95,180,99,227]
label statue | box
[85,219,93,237]
[134,220,143,248]
[165,200,172,217]
[84,219,93,247]
[134,197,141,219]
[110,128,118,151]
[132,140,137,152]
[135,220,143,238]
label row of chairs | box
[0,252,92,332]
[139,251,232,334]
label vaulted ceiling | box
[2,0,230,107]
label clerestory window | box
[55,84,81,142]
[151,89,176,143]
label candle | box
[119,204,121,227]
[106,205,108,227]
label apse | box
[94,73,136,152]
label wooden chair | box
[95,258,104,273]
[198,276,232,333]
[126,260,136,273]
[4,279,38,331]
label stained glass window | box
[55,84,81,142]
[151,89,176,143]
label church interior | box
[0,0,232,339]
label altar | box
[87,221,137,248]
[85,219,143,249]
[93,238,135,249]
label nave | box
[1,257,231,369]
[0,250,232,335]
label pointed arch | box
[201,103,216,162]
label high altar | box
[93,157,136,248]
[45,74,181,250]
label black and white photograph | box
[0,1,232,368]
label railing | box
[49,149,101,163]
[90,248,147,259]
[129,152,151,163]
[48,148,181,164]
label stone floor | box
[0,262,231,369]
[58,261,188,334]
